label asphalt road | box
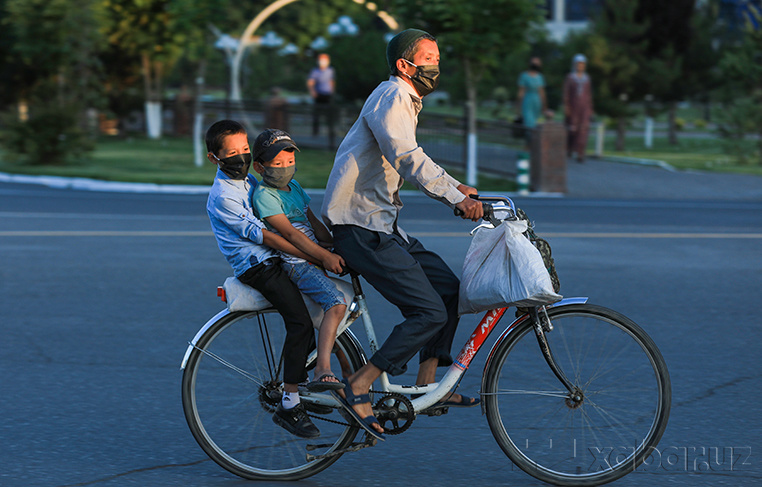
[1,182,761,486]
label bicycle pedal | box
[303,402,333,415]
[305,437,377,461]
[419,405,449,417]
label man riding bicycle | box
[321,28,484,437]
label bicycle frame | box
[308,272,590,413]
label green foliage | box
[586,0,646,121]
[716,22,762,164]
[0,103,94,165]
[389,0,544,83]
[2,0,104,106]
[0,0,102,164]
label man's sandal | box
[306,373,345,392]
[329,379,385,441]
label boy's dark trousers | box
[238,259,315,385]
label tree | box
[586,0,648,151]
[717,21,762,164]
[99,0,220,139]
[634,0,696,145]
[388,0,543,185]
[0,0,103,164]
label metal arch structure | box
[230,0,399,101]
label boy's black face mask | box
[215,153,252,180]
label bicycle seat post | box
[349,271,363,297]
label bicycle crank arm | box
[305,436,378,461]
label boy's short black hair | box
[205,120,247,156]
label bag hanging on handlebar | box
[458,219,562,315]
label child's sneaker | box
[272,403,320,439]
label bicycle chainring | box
[373,392,415,435]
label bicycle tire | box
[483,304,671,486]
[182,309,366,480]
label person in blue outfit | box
[516,56,552,148]
[204,119,320,439]
[250,128,348,394]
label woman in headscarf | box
[563,54,594,163]
[516,56,552,148]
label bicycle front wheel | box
[484,304,671,486]
[181,309,366,480]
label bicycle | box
[180,195,671,486]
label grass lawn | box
[0,135,518,191]
[1,132,757,189]
[596,135,762,176]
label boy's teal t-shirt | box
[251,179,311,228]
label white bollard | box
[595,121,605,157]
[516,156,530,195]
[644,116,654,148]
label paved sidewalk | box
[2,157,760,201]
[565,157,762,201]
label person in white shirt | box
[321,29,484,438]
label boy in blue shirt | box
[251,129,348,393]
[205,120,320,439]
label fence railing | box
[151,98,532,178]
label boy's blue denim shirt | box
[207,169,276,276]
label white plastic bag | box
[458,219,562,315]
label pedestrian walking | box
[307,53,336,149]
[563,54,594,163]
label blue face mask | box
[214,152,252,180]
[262,165,296,188]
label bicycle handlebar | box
[453,194,492,218]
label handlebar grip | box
[454,201,493,219]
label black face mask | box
[214,152,252,180]
[529,62,542,72]
[403,60,440,97]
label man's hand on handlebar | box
[455,195,484,221]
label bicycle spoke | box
[189,342,263,386]
[182,311,365,480]
[484,304,670,485]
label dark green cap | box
[386,28,431,73]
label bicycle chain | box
[306,390,415,436]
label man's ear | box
[207,152,218,165]
[252,161,265,175]
[395,58,411,75]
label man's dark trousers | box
[332,225,460,376]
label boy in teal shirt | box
[251,129,348,393]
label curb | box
[1,171,566,199]
[0,171,210,195]
[596,155,676,172]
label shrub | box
[0,104,94,165]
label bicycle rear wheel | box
[182,309,366,480]
[484,304,671,486]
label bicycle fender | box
[180,308,233,370]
